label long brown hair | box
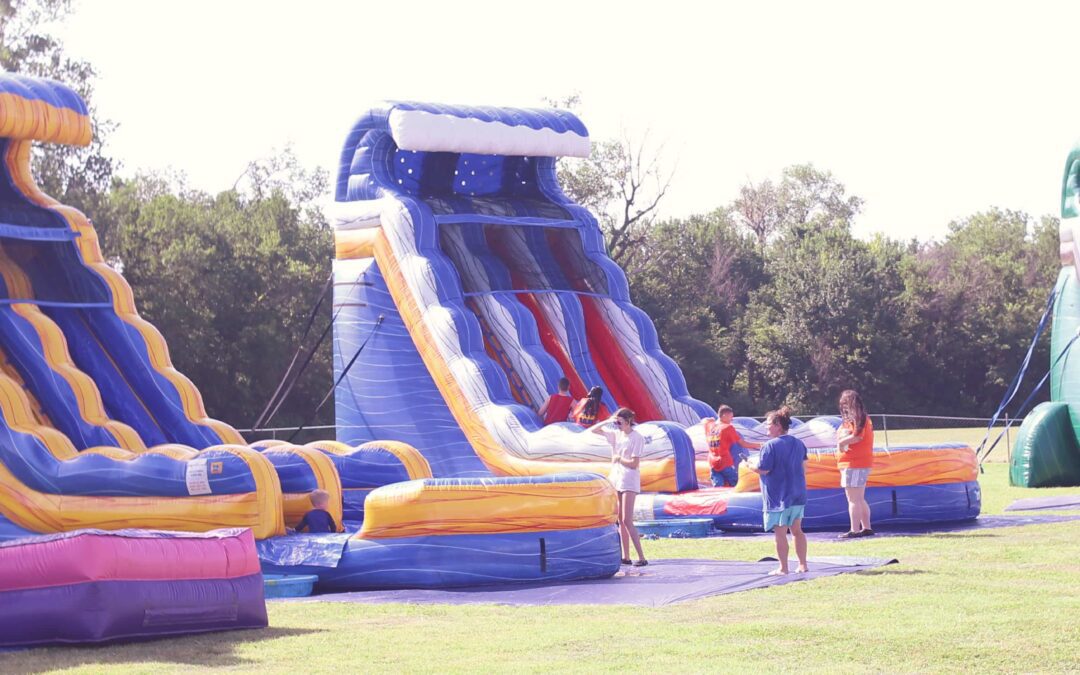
[839,389,868,434]
[582,386,603,419]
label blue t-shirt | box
[757,434,808,512]
[297,508,337,533]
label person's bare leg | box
[616,492,630,559]
[622,492,646,562]
[791,519,808,572]
[845,487,860,532]
[857,488,872,531]
[771,525,789,574]
[850,486,870,531]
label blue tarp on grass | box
[277,556,897,607]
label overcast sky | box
[56,0,1080,242]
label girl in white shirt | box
[591,407,647,566]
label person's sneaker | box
[837,530,859,539]
[856,528,876,537]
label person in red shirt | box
[835,389,875,538]
[538,377,575,425]
[572,386,604,427]
[705,404,762,487]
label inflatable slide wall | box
[331,102,715,492]
[1012,140,1080,486]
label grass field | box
[3,455,1078,673]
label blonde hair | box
[309,489,330,508]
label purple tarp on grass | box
[1004,495,1080,512]
[279,557,897,607]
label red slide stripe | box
[578,295,663,422]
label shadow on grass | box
[0,625,322,672]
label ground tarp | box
[1003,495,1080,512]
[279,556,897,607]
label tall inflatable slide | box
[1012,141,1080,486]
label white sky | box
[57,0,1080,242]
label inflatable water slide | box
[0,75,618,618]
[330,102,714,494]
[1012,140,1080,487]
[330,102,981,528]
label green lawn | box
[4,468,1079,673]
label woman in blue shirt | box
[744,406,809,575]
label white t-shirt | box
[603,427,645,492]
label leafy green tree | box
[734,164,863,255]
[743,226,911,413]
[899,209,1060,414]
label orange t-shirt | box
[705,419,743,471]
[837,417,874,469]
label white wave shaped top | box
[389,109,591,158]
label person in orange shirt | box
[836,389,874,538]
[705,404,762,487]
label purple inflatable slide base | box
[0,528,267,648]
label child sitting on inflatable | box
[294,489,338,533]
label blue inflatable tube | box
[262,525,620,590]
[643,481,982,531]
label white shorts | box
[609,466,641,493]
[841,467,870,488]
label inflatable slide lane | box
[0,73,285,538]
[331,103,716,492]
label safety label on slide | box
[186,458,212,495]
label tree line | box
[617,167,1057,417]
[3,1,1058,431]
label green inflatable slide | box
[1011,143,1080,486]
